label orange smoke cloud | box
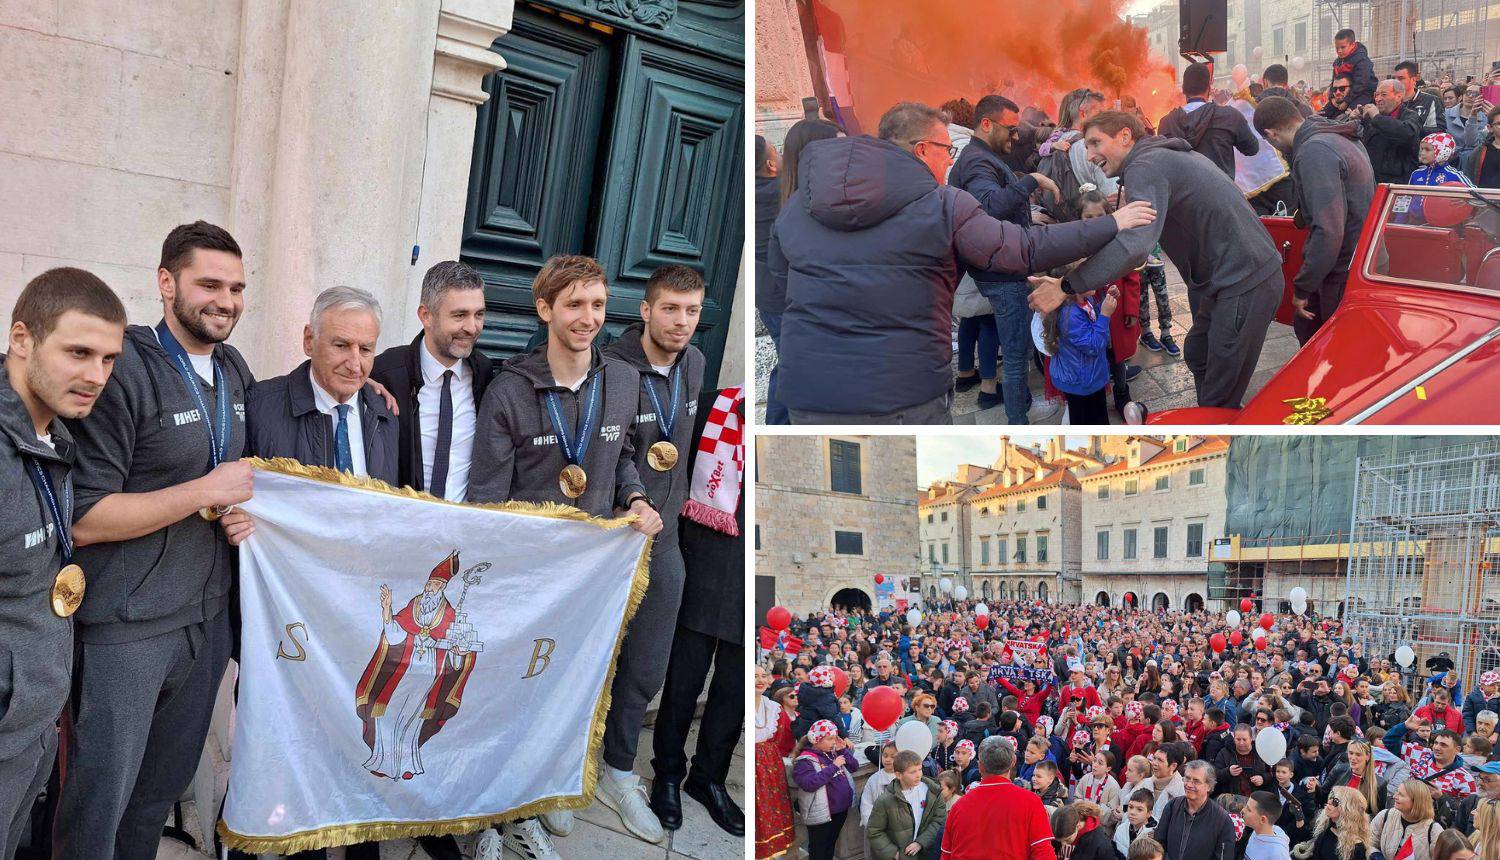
[811,0,1182,129]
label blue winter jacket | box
[1048,297,1112,396]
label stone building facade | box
[1078,435,1229,613]
[755,435,919,618]
[1,0,745,385]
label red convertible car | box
[1149,183,1500,424]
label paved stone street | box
[154,717,743,860]
[755,262,1300,424]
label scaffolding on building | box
[1344,440,1500,694]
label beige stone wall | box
[966,484,1078,602]
[753,0,814,146]
[756,435,919,614]
[1080,447,1228,578]
[920,500,962,568]
[1081,572,1211,611]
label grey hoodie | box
[0,369,75,760]
[65,324,252,644]
[1244,825,1292,860]
[1288,117,1375,298]
[602,324,704,548]
[469,344,645,517]
[1071,136,1282,301]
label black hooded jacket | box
[1288,117,1375,297]
[1158,100,1262,179]
[767,134,1117,415]
[1332,42,1379,109]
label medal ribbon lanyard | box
[642,360,682,442]
[543,372,601,469]
[155,320,230,467]
[26,458,74,566]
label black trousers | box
[806,810,848,860]
[1065,387,1110,425]
[650,627,743,785]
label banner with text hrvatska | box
[218,461,650,853]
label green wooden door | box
[462,1,744,382]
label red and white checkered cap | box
[1126,701,1145,719]
[809,665,835,688]
[1072,729,1092,748]
[953,696,970,712]
[1086,705,1108,722]
[1482,670,1500,687]
[1341,664,1359,680]
[956,739,976,755]
[1162,699,1179,717]
[807,720,839,743]
[942,720,960,738]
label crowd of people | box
[0,223,745,860]
[755,597,1500,860]
[754,27,1500,426]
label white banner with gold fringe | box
[218,460,650,853]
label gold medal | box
[647,440,679,472]
[52,563,86,617]
[559,464,588,499]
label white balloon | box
[1226,610,1242,627]
[1289,586,1307,602]
[940,578,954,594]
[895,721,934,757]
[1396,645,1416,667]
[907,608,923,626]
[1252,45,1265,61]
[1251,626,1267,641]
[975,603,991,616]
[1232,63,1249,87]
[1291,597,1308,616]
[1292,56,1307,72]
[954,585,969,601]
[1255,725,1288,765]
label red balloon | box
[831,666,850,698]
[1425,182,1473,227]
[1125,594,1135,604]
[875,574,884,584]
[1254,636,1268,650]
[1229,630,1243,646]
[1240,598,1254,613]
[1258,613,1275,630]
[1210,633,1227,653]
[863,685,903,731]
[976,614,991,630]
[766,606,791,631]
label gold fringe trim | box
[242,457,640,530]
[218,457,655,853]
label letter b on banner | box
[523,638,556,678]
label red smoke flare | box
[809,0,1181,129]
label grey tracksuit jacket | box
[469,344,646,517]
[0,371,75,761]
[1288,117,1375,300]
[601,324,704,549]
[65,324,252,644]
[1070,136,1283,302]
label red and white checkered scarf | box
[681,385,743,535]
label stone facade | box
[754,0,814,146]
[1,0,745,386]
[1078,435,1229,612]
[756,435,918,615]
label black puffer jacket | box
[767,134,1118,415]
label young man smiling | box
[470,254,661,860]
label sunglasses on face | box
[1327,797,1340,808]
[1332,85,1351,92]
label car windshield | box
[1366,184,1500,294]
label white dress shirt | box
[903,781,927,832]
[309,367,367,477]
[417,340,476,501]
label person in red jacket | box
[1112,700,1153,761]
[1415,686,1466,733]
[1060,663,1103,712]
[942,737,1057,860]
[996,674,1053,727]
[1180,698,1208,755]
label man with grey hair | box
[372,260,494,503]
[768,99,1156,424]
[241,285,398,484]
[1153,760,1237,860]
[940,735,1057,857]
[1358,79,1422,184]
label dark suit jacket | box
[245,360,399,485]
[369,333,494,492]
[674,388,742,645]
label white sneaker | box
[596,772,666,843]
[1027,396,1064,422]
[539,809,574,837]
[500,818,562,860]
[476,828,504,860]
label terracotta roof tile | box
[1078,436,1230,480]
